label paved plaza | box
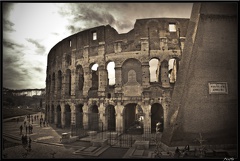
[2,112,134,159]
[2,112,238,159]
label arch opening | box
[65,104,71,128]
[76,104,83,128]
[57,105,61,128]
[106,105,116,131]
[151,103,164,133]
[107,61,115,85]
[65,69,71,97]
[123,103,143,134]
[88,104,99,131]
[57,70,62,98]
[149,58,160,82]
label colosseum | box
[45,17,189,137]
[44,3,238,149]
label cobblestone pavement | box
[2,112,129,159]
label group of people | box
[18,114,45,151]
[39,116,48,127]
[21,134,32,151]
[19,113,48,135]
[20,122,33,135]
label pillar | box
[82,102,89,129]
[115,102,124,133]
[71,103,76,136]
[98,65,107,97]
[114,66,122,93]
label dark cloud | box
[3,40,25,50]
[66,25,83,34]
[58,3,192,34]
[2,3,16,32]
[58,3,134,34]
[26,38,46,54]
[3,19,15,32]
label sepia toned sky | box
[2,2,193,90]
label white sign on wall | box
[208,82,228,94]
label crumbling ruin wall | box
[161,2,238,146]
[45,18,189,133]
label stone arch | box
[149,58,161,82]
[88,104,99,131]
[57,105,61,128]
[90,63,99,91]
[75,104,83,128]
[123,103,143,134]
[122,58,142,85]
[65,69,71,96]
[151,103,164,133]
[65,104,71,128]
[105,104,116,131]
[106,61,115,86]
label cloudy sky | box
[2,2,193,90]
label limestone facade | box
[45,18,189,134]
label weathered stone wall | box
[162,2,238,146]
[45,18,189,132]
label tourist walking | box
[25,125,28,134]
[28,137,32,151]
[19,125,23,135]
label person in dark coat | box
[20,125,23,135]
[26,125,28,134]
[28,137,32,151]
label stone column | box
[61,72,66,99]
[142,104,151,135]
[161,61,170,88]
[114,66,122,93]
[83,67,91,97]
[142,62,150,88]
[71,69,76,97]
[82,102,89,129]
[115,102,124,133]
[98,65,107,97]
[98,103,106,131]
[71,103,76,136]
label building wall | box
[161,2,238,146]
[45,18,189,133]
